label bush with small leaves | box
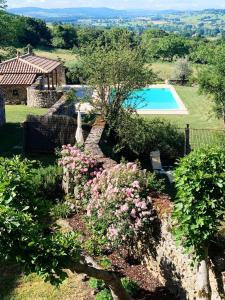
[95,289,113,300]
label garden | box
[0,42,225,300]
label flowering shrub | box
[58,145,103,204]
[86,162,157,254]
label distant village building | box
[0,49,66,108]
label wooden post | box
[47,74,50,90]
[184,124,191,155]
[55,69,58,86]
[52,72,54,89]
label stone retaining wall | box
[45,94,75,117]
[84,119,117,169]
[27,86,63,108]
[0,92,5,126]
[144,210,225,300]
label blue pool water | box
[125,88,180,110]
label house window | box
[12,89,19,96]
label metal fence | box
[183,124,225,155]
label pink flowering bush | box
[86,162,158,255]
[58,145,103,205]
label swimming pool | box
[125,85,188,115]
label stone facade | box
[1,85,28,104]
[27,86,63,108]
[0,91,5,126]
[144,211,225,299]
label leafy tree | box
[198,48,225,127]
[51,24,77,49]
[172,147,225,300]
[81,46,155,124]
[0,156,132,300]
[173,57,192,84]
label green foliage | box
[198,48,225,124]
[32,165,63,201]
[172,147,225,261]
[0,205,81,285]
[81,46,156,122]
[95,289,113,300]
[50,202,72,219]
[89,278,106,290]
[112,112,184,163]
[0,156,39,213]
[121,277,139,297]
[51,24,77,49]
[173,57,192,83]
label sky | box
[7,0,225,10]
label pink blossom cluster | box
[58,145,103,199]
[86,162,155,248]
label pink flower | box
[130,208,136,218]
[120,203,129,212]
[131,181,140,188]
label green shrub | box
[172,147,225,261]
[89,278,106,290]
[111,113,184,164]
[95,289,113,300]
[121,277,139,297]
[32,165,63,201]
[50,202,72,219]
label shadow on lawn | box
[0,263,22,300]
[0,123,56,166]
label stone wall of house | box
[144,210,225,300]
[27,86,63,108]
[1,85,28,104]
[55,65,66,86]
[0,91,5,126]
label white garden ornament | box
[75,110,84,145]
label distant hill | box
[7,7,181,20]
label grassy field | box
[34,48,76,64]
[144,85,224,130]
[151,61,201,81]
[0,105,48,157]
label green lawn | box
[0,105,48,157]
[0,265,93,300]
[144,85,224,130]
[34,48,77,64]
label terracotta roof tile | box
[0,54,62,75]
[0,73,36,85]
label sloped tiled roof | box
[0,53,61,75]
[0,73,36,85]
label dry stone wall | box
[144,212,225,299]
[1,85,28,104]
[27,86,63,108]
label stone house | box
[0,50,66,108]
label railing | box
[183,124,225,155]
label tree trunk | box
[223,109,225,128]
[70,255,132,300]
[196,247,211,300]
